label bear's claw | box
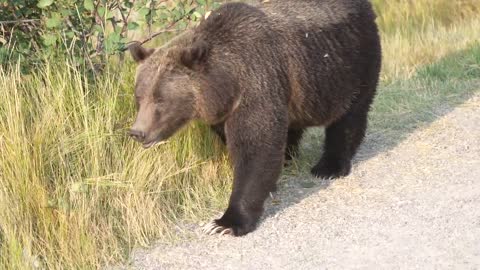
[202,221,232,236]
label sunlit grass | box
[372,0,479,35]
[0,62,232,268]
[372,0,480,81]
[1,0,480,269]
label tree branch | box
[123,5,197,51]
[126,28,180,47]
[0,19,40,25]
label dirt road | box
[123,94,480,269]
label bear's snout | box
[128,129,146,143]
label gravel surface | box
[119,94,480,270]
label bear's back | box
[261,0,381,126]
[191,0,381,127]
[261,0,376,30]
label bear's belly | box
[287,106,343,129]
[287,93,352,129]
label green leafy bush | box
[0,0,220,70]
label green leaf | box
[150,9,157,19]
[65,31,75,38]
[127,22,139,30]
[93,25,103,33]
[42,33,57,46]
[137,7,150,18]
[105,9,114,19]
[172,9,182,20]
[37,0,54,8]
[157,10,170,20]
[104,32,121,53]
[176,20,187,31]
[196,7,205,15]
[60,8,72,16]
[84,0,94,11]
[114,26,123,34]
[98,6,106,17]
[46,13,62,28]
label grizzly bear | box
[128,0,381,236]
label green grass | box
[1,0,480,269]
[369,44,480,148]
[290,43,480,175]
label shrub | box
[0,0,220,71]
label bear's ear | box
[128,42,155,63]
[180,40,210,69]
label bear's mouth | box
[140,122,185,149]
[142,137,168,149]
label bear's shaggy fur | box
[128,0,381,236]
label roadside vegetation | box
[1,0,479,268]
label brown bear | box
[128,0,381,236]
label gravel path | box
[123,94,480,270]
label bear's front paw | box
[311,157,352,179]
[202,207,260,236]
[202,217,257,236]
[202,220,233,236]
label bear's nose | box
[128,129,146,143]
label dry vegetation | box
[1,0,480,269]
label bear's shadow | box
[259,46,480,222]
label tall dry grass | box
[372,0,480,80]
[0,63,231,268]
[1,0,480,269]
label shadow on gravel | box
[262,43,480,219]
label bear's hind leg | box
[210,122,226,144]
[285,128,304,161]
[311,106,369,179]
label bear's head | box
[127,40,209,148]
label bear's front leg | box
[203,108,287,236]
